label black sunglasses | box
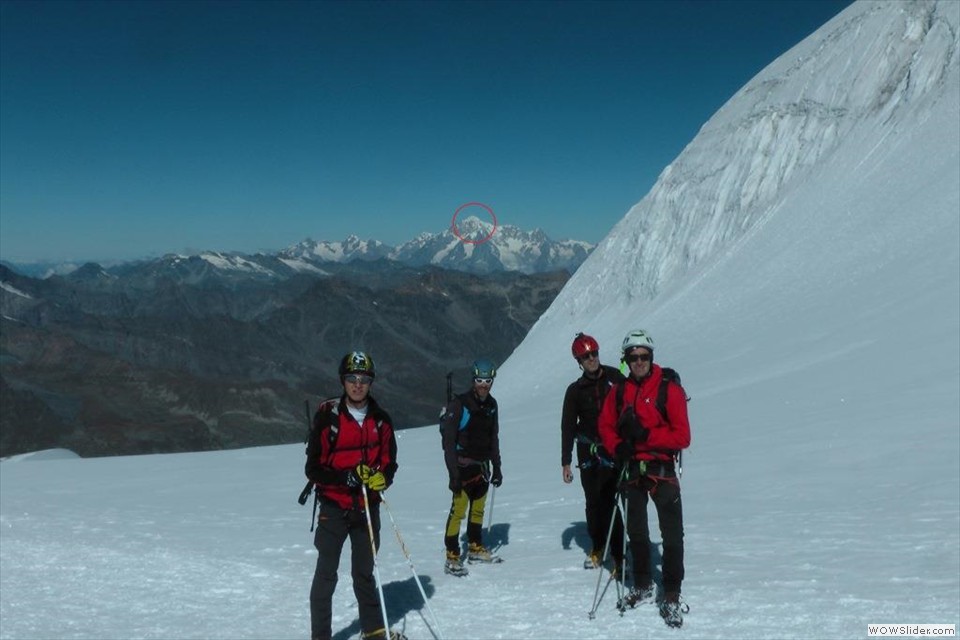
[624,353,652,364]
[577,350,599,362]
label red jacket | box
[305,395,398,510]
[597,364,690,462]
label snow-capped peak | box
[278,219,595,275]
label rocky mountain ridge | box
[0,260,568,457]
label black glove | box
[449,475,461,493]
[491,467,503,488]
[617,406,649,443]
[344,468,362,488]
[615,441,634,464]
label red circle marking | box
[451,202,498,245]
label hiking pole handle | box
[297,480,313,505]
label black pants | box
[580,464,624,561]
[310,501,382,640]
[623,476,684,594]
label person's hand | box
[617,407,650,444]
[562,465,574,483]
[449,475,461,493]
[356,464,387,491]
[491,467,503,488]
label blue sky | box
[0,0,851,264]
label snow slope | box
[2,1,958,639]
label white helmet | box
[621,329,654,354]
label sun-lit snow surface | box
[2,1,959,639]
[557,0,959,315]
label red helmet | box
[571,332,600,360]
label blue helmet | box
[472,358,497,379]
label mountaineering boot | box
[658,591,688,628]
[360,628,408,640]
[583,549,601,569]
[620,581,655,608]
[444,549,468,577]
[466,542,502,564]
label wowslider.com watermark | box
[868,624,956,637]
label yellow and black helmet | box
[339,351,376,379]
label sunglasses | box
[344,374,373,385]
[625,352,652,364]
[474,377,494,385]
[577,350,599,362]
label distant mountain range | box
[2,216,594,280]
[282,216,593,275]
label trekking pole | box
[589,467,632,619]
[614,490,630,612]
[298,400,318,531]
[381,497,445,640]
[302,399,312,443]
[361,484,391,637]
[299,400,315,505]
[588,496,622,619]
[485,485,496,542]
[481,460,497,545]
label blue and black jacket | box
[440,390,501,487]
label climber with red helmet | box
[561,332,626,571]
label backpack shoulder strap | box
[326,399,341,445]
[656,378,671,422]
[311,398,341,453]
[450,392,470,428]
[305,397,342,468]
[368,398,389,432]
[656,368,688,422]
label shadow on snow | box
[333,574,438,640]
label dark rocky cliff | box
[0,262,567,457]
